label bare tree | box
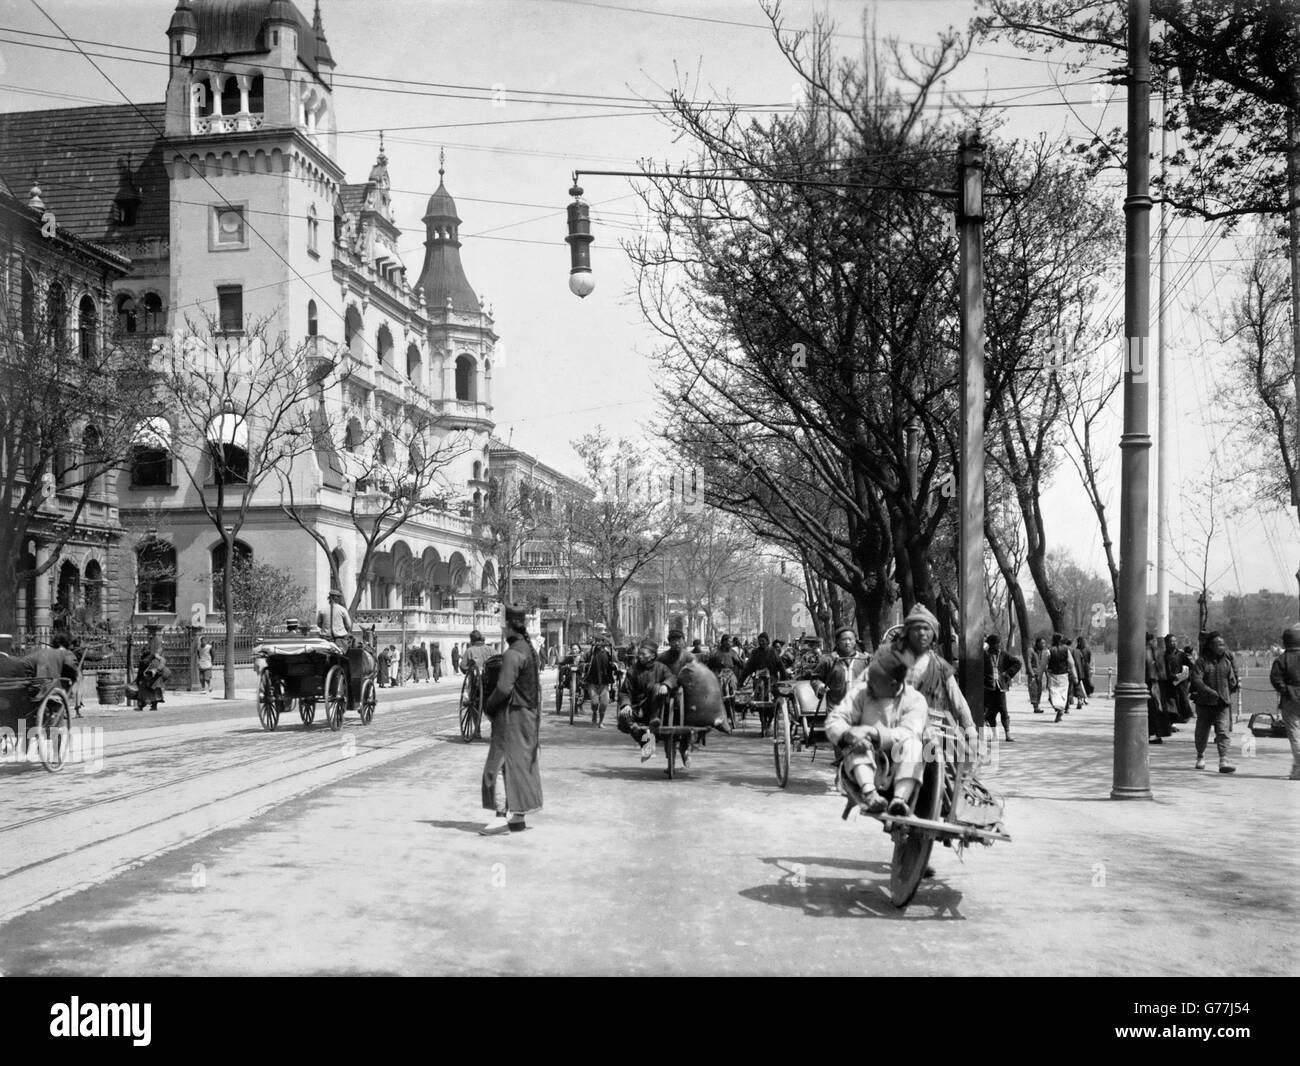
[279,400,471,616]
[153,313,343,697]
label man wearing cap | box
[811,626,870,712]
[583,631,617,728]
[322,588,353,647]
[825,647,928,816]
[983,634,1022,743]
[480,605,543,835]
[738,631,791,737]
[892,604,978,759]
[618,639,676,762]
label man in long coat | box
[480,605,543,835]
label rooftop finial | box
[439,146,445,180]
[378,130,386,163]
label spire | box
[417,159,481,314]
[368,132,389,188]
[27,165,43,211]
[313,0,335,69]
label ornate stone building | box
[0,1,502,644]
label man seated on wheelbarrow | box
[825,649,928,817]
[617,639,677,762]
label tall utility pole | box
[1288,91,1300,614]
[1114,0,1154,801]
[957,131,987,727]
[1156,86,1171,639]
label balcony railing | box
[192,112,265,135]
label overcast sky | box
[2,0,1296,600]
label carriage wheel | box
[257,672,281,732]
[458,675,476,742]
[889,757,943,907]
[35,688,71,772]
[298,697,316,727]
[359,679,377,725]
[324,665,347,731]
[773,696,791,788]
[568,674,577,726]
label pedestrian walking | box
[431,641,443,682]
[1070,636,1091,709]
[134,648,169,711]
[1189,632,1238,773]
[377,645,392,687]
[196,637,214,694]
[1162,634,1192,724]
[584,633,616,728]
[1146,632,1172,743]
[1045,634,1075,722]
[479,605,543,835]
[983,634,1021,743]
[1028,636,1047,713]
[450,642,461,675]
[1268,624,1300,780]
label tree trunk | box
[222,528,236,699]
[985,516,1033,665]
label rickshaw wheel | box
[35,687,71,772]
[324,665,347,731]
[298,698,316,727]
[773,695,791,787]
[359,679,377,725]
[568,674,577,726]
[665,738,676,779]
[889,757,943,907]
[256,672,281,732]
[458,674,476,741]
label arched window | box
[307,204,319,254]
[207,412,249,485]
[78,294,97,359]
[130,417,172,486]
[376,325,393,370]
[53,424,73,489]
[211,539,252,612]
[379,432,397,466]
[195,79,212,118]
[84,559,104,620]
[472,460,482,481]
[142,292,164,333]
[20,270,35,343]
[117,293,138,334]
[345,417,364,453]
[220,76,241,116]
[487,476,499,508]
[56,560,80,622]
[406,343,421,383]
[454,354,476,402]
[248,74,264,113]
[136,540,177,613]
[47,281,66,350]
[307,299,318,337]
[345,305,363,360]
[81,424,103,497]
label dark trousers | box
[1193,702,1232,762]
[983,688,1009,732]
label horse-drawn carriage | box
[0,676,74,772]
[256,636,377,733]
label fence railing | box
[15,627,263,671]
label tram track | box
[0,689,478,924]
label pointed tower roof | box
[312,0,334,67]
[417,152,481,314]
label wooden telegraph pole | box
[1113,0,1154,800]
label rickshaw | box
[771,637,837,786]
[838,707,1010,907]
[459,652,503,741]
[256,636,377,733]
[0,675,74,772]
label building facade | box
[0,1,502,645]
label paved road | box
[1,682,1295,975]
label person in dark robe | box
[1146,632,1172,743]
[1027,636,1047,713]
[480,605,543,835]
[134,648,169,711]
[983,634,1022,743]
[450,642,461,675]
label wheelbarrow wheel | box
[889,758,944,907]
[773,695,791,787]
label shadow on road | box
[739,856,966,920]
[419,819,489,834]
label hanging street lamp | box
[565,181,595,298]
